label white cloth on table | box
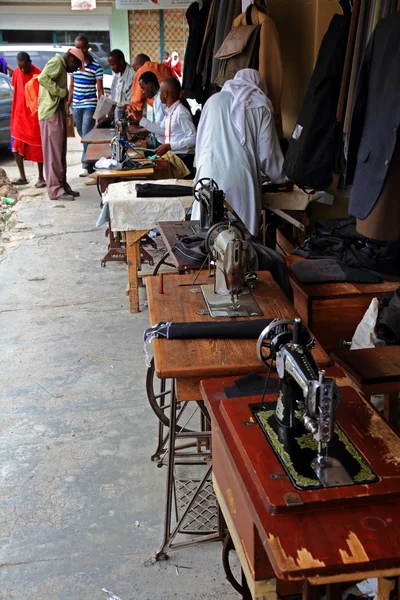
[191,91,285,236]
[96,179,194,231]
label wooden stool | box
[331,346,400,428]
[286,256,399,351]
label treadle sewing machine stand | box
[154,380,224,561]
[145,275,331,562]
[101,222,156,267]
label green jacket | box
[38,54,68,121]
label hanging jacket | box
[283,14,351,191]
[232,2,283,139]
[346,12,400,220]
[182,0,212,102]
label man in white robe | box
[192,69,286,236]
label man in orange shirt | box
[129,53,173,122]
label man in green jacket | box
[38,49,84,200]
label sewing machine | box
[200,221,263,318]
[111,105,129,163]
[194,178,226,230]
[255,318,378,494]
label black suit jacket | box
[346,12,400,219]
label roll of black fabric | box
[135,183,194,198]
[167,319,273,339]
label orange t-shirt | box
[130,61,174,114]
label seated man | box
[129,53,173,122]
[129,71,166,148]
[192,69,286,236]
[156,78,197,172]
[108,49,135,105]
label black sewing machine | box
[254,318,377,490]
[111,105,129,163]
[194,178,226,230]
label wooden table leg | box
[377,577,396,600]
[302,581,320,600]
[126,230,149,313]
[384,393,399,429]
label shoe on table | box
[79,168,89,177]
[52,192,75,201]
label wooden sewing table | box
[201,371,400,600]
[331,346,400,428]
[286,256,399,351]
[146,271,330,560]
[82,127,116,144]
[154,220,202,275]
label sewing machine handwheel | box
[205,221,245,255]
[257,318,315,369]
[257,319,290,368]
[193,178,219,202]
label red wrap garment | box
[11,64,44,163]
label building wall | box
[268,0,343,138]
[110,3,130,60]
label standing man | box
[69,34,104,177]
[38,49,84,201]
[192,69,286,236]
[0,56,13,76]
[108,49,135,105]
[129,53,173,122]
[10,52,45,188]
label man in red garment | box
[10,52,45,188]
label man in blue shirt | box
[68,33,103,176]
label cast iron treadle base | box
[175,477,219,535]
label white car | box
[0,43,113,94]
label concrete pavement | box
[0,141,239,600]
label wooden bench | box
[331,346,400,428]
[286,256,399,351]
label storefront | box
[0,0,131,64]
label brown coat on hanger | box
[233,2,283,139]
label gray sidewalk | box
[0,142,238,599]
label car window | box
[0,76,12,99]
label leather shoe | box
[53,192,75,201]
[65,188,80,197]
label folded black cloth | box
[144,319,274,342]
[293,218,400,282]
[135,183,194,198]
[224,372,279,398]
[291,257,381,284]
[119,157,154,171]
[172,234,207,264]
[376,288,400,344]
